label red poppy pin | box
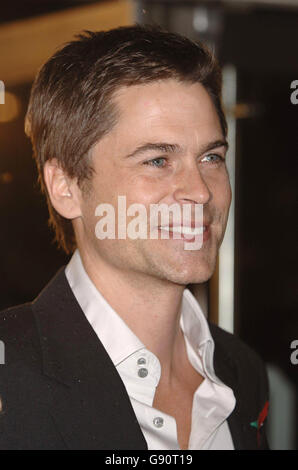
[250,400,269,447]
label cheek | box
[209,172,231,210]
[221,180,232,211]
[125,174,172,206]
[81,193,100,228]
[225,177,232,207]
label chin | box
[138,240,218,285]
[162,261,215,286]
[176,272,213,286]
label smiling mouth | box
[157,224,210,242]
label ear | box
[43,159,82,219]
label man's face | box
[76,79,231,285]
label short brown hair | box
[25,24,227,254]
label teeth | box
[160,226,204,236]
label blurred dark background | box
[0,0,297,449]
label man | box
[0,24,269,450]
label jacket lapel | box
[31,268,147,450]
[208,323,247,450]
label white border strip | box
[218,64,237,333]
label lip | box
[160,220,210,229]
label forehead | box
[97,79,223,154]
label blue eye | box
[202,153,224,164]
[145,157,167,168]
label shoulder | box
[209,322,269,395]
[0,302,41,370]
[0,304,65,449]
[0,302,35,334]
[0,302,44,402]
[209,322,264,366]
[0,267,67,367]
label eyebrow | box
[123,139,229,159]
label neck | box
[79,247,186,382]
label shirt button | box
[138,367,148,378]
[137,357,146,365]
[153,417,164,428]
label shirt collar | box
[65,249,144,365]
[180,289,220,384]
[65,249,218,382]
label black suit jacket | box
[0,268,269,450]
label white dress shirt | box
[65,249,236,450]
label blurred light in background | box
[0,172,14,184]
[0,91,21,122]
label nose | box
[172,162,211,205]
